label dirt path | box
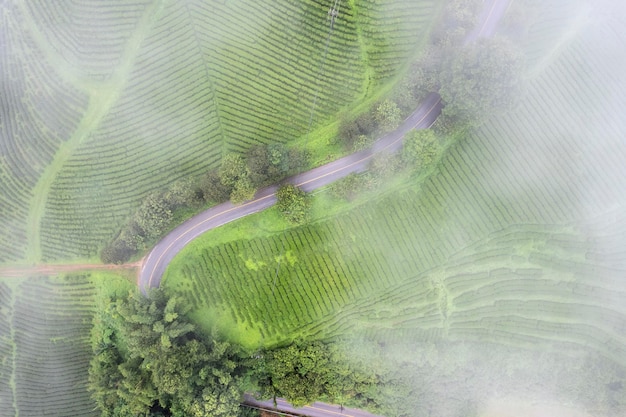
[0,261,141,278]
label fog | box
[1,0,626,416]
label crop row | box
[36,0,386,260]
[0,5,89,262]
[10,276,98,416]
[357,0,439,81]
[23,0,152,80]
[0,282,16,415]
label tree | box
[402,129,441,170]
[88,290,245,417]
[276,184,310,224]
[329,172,371,201]
[134,192,173,240]
[230,178,256,204]
[246,144,292,186]
[219,154,250,187]
[254,341,378,408]
[374,99,402,132]
[438,36,523,127]
[163,178,198,209]
[338,111,377,150]
[200,169,232,203]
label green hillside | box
[0,0,440,264]
[164,0,626,413]
[0,275,131,416]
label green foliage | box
[402,129,441,170]
[246,144,306,187]
[374,99,402,132]
[254,341,377,408]
[88,289,245,417]
[200,169,233,204]
[276,185,310,225]
[439,37,524,127]
[231,178,257,205]
[134,193,173,241]
[338,111,378,150]
[329,172,373,201]
[219,154,250,188]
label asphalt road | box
[243,394,383,417]
[138,0,509,293]
[138,92,442,292]
[137,0,510,415]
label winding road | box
[138,92,442,292]
[0,1,511,417]
[138,0,511,293]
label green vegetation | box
[0,0,441,264]
[88,289,245,417]
[0,273,132,417]
[276,185,311,225]
[163,0,626,415]
[438,36,524,126]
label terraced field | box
[0,0,440,263]
[163,0,626,409]
[0,276,106,417]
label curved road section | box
[139,0,508,292]
[243,394,383,417]
[139,93,442,292]
[138,0,509,415]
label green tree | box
[374,99,402,132]
[230,178,256,204]
[200,169,232,204]
[88,290,245,417]
[438,37,523,127]
[402,129,441,170]
[219,154,250,187]
[134,192,173,240]
[254,341,378,408]
[276,184,310,224]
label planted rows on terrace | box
[0,4,89,263]
[166,0,626,368]
[23,0,153,81]
[34,0,440,261]
[0,282,15,415]
[4,276,100,417]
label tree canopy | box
[276,184,311,225]
[438,36,524,126]
[88,289,245,417]
[402,129,441,170]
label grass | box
[0,0,441,264]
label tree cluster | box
[275,184,311,225]
[101,179,200,264]
[252,341,378,408]
[401,129,441,170]
[200,144,307,205]
[88,289,246,417]
[102,144,307,263]
[337,99,402,151]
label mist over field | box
[1,0,626,416]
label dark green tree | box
[438,37,523,127]
[374,99,402,132]
[200,169,232,204]
[402,129,441,170]
[276,184,310,225]
[88,290,245,417]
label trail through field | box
[0,261,141,278]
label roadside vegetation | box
[2,0,626,416]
